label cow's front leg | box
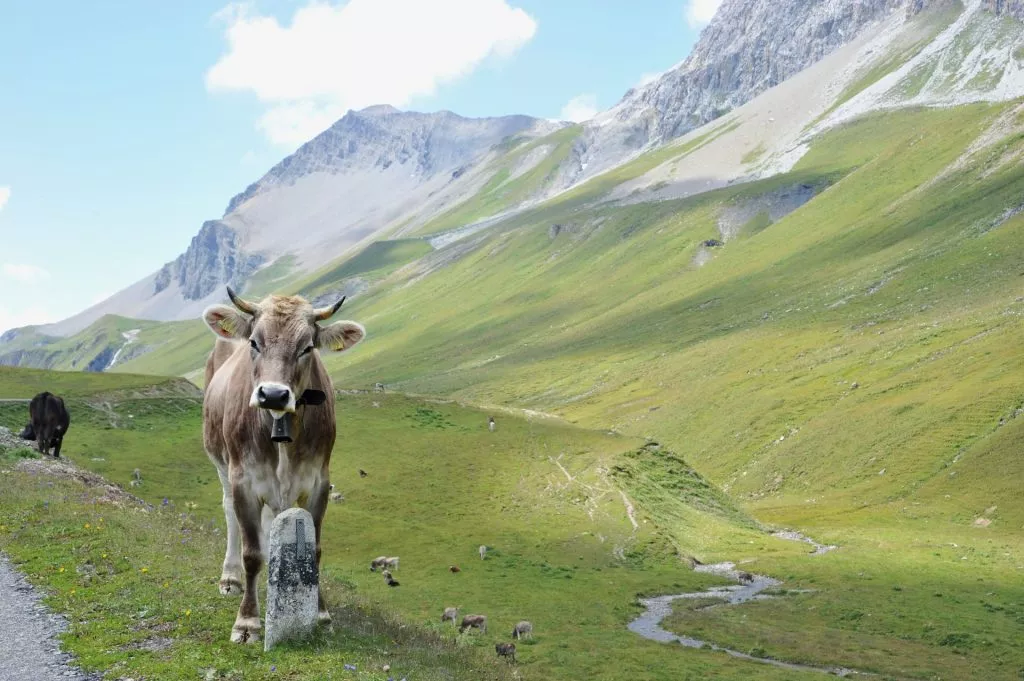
[231,483,264,644]
[216,467,243,595]
[304,476,332,624]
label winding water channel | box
[627,533,867,677]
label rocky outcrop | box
[153,220,264,301]
[565,0,911,184]
[984,0,1024,19]
[224,107,541,215]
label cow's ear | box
[203,304,252,340]
[317,320,365,352]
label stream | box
[627,534,866,677]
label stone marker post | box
[264,508,319,651]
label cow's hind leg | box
[231,482,264,643]
[303,476,333,625]
[216,467,244,595]
[52,435,63,459]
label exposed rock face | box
[153,220,264,301]
[560,0,965,189]
[225,107,540,215]
[984,0,1024,19]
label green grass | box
[415,126,583,237]
[243,254,299,298]
[5,74,1024,681]
[0,365,192,398]
[295,239,434,299]
[2,368,833,681]
[741,143,767,166]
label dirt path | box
[0,553,101,681]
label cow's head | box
[202,287,365,418]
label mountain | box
[40,108,555,336]
[7,0,1024,372]
[5,4,1024,676]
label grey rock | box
[224,107,539,215]
[0,553,102,681]
[984,0,1024,20]
[264,508,319,651]
[153,221,265,301]
[566,0,913,187]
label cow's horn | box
[313,296,346,321]
[226,286,258,315]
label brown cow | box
[459,614,487,634]
[495,642,516,664]
[202,287,365,644]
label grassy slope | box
[0,368,826,681]
[294,239,434,300]
[295,103,1024,677]
[413,126,582,237]
[0,316,164,372]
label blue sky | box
[0,0,719,333]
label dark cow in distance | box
[21,392,70,458]
[202,286,365,644]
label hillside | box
[2,3,1024,676]
[16,0,1015,343]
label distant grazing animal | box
[449,565,461,573]
[459,614,487,634]
[383,556,399,570]
[441,607,458,625]
[329,492,344,503]
[129,468,143,488]
[386,575,400,587]
[479,545,487,560]
[359,469,368,478]
[201,286,366,644]
[511,620,533,640]
[488,416,495,432]
[370,556,388,572]
[25,392,70,458]
[374,382,385,393]
[737,571,755,584]
[495,642,516,664]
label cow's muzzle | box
[255,384,293,411]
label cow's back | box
[29,392,69,438]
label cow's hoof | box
[230,618,261,644]
[318,608,332,625]
[219,577,244,595]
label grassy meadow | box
[2,100,1024,679]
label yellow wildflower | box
[140,567,149,574]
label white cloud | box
[0,187,10,212]
[207,0,538,146]
[559,94,599,123]
[685,0,724,27]
[2,263,50,284]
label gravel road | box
[0,553,101,681]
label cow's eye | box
[300,345,314,357]
[249,339,260,352]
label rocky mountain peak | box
[223,107,541,215]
